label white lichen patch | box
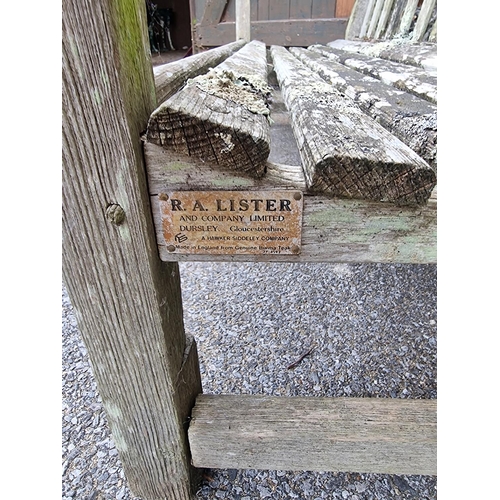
[217,132,235,153]
[187,68,271,116]
[374,99,391,108]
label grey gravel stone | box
[62,263,437,499]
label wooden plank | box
[359,0,376,38]
[398,0,419,36]
[412,0,436,42]
[250,0,258,21]
[428,18,437,43]
[366,0,385,39]
[62,0,202,498]
[327,38,437,72]
[290,0,313,19]
[220,0,235,22]
[374,0,396,39]
[195,19,348,46]
[188,394,437,475]
[311,0,336,19]
[153,40,245,104]
[336,0,356,18]
[317,45,437,103]
[269,0,290,20]
[235,0,251,41]
[383,0,408,39]
[144,143,437,264]
[294,46,437,169]
[200,0,228,25]
[346,0,370,39]
[257,0,270,21]
[147,40,270,179]
[270,45,436,205]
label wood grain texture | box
[144,143,437,264]
[153,40,245,105]
[327,39,437,72]
[383,0,409,39]
[200,0,228,25]
[359,0,376,38]
[268,0,290,20]
[189,394,437,475]
[270,45,436,205]
[195,19,348,46]
[235,0,251,41]
[290,0,313,19]
[345,0,371,39]
[412,0,436,41]
[62,0,202,497]
[317,44,437,103]
[147,40,271,179]
[398,0,419,36]
[374,0,396,38]
[336,0,356,18]
[299,46,437,169]
[366,0,385,38]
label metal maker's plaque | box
[159,190,303,255]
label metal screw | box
[291,244,300,254]
[167,245,176,252]
[293,192,302,201]
[105,204,125,226]
[158,193,169,201]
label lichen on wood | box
[147,40,271,179]
[270,45,436,206]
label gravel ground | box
[62,262,437,499]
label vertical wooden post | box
[236,0,251,41]
[62,0,202,498]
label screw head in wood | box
[167,245,176,252]
[105,203,126,226]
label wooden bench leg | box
[62,0,202,497]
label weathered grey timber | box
[62,0,202,498]
[398,0,419,37]
[412,0,436,42]
[269,45,436,206]
[327,38,437,72]
[312,44,437,103]
[147,39,271,178]
[374,0,398,39]
[383,0,411,39]
[188,394,437,475]
[144,143,437,264]
[345,0,437,42]
[235,0,251,42]
[294,46,437,169]
[153,40,245,105]
[366,0,386,39]
[345,0,372,40]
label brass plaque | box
[159,190,303,255]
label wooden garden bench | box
[62,0,436,497]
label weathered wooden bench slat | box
[327,38,437,72]
[312,44,437,103]
[147,40,271,179]
[291,46,437,169]
[412,0,436,42]
[153,40,245,105]
[270,45,436,206]
[145,143,436,264]
[188,394,437,475]
[346,0,436,42]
